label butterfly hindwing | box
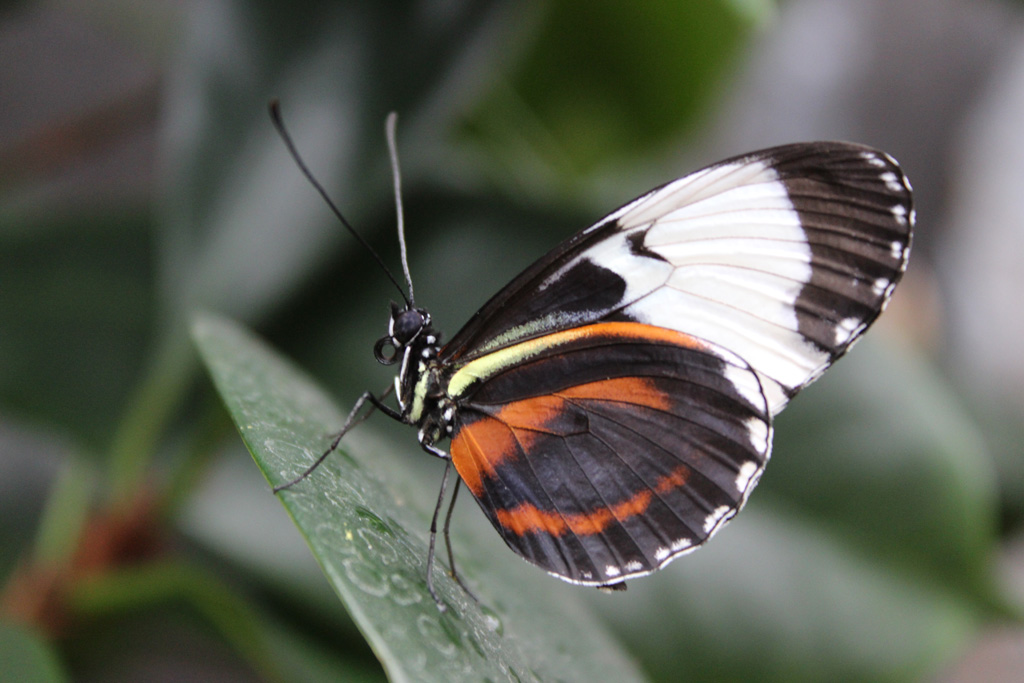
[447,322,771,585]
[443,142,913,414]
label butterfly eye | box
[392,309,425,345]
[373,336,398,365]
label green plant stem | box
[160,396,234,519]
[31,458,95,566]
[106,330,196,508]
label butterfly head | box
[374,302,434,363]
[375,302,445,425]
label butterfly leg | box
[443,478,480,603]
[425,459,454,610]
[274,386,397,493]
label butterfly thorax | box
[375,304,454,449]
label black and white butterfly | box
[272,104,913,605]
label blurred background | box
[3,0,1024,680]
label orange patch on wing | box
[452,375,675,499]
[572,322,707,351]
[495,394,565,430]
[451,394,564,495]
[558,376,672,410]
[451,416,514,496]
[495,466,691,537]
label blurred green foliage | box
[0,0,1012,681]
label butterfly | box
[270,104,914,606]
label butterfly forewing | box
[437,142,912,584]
[443,142,913,414]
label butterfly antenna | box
[385,112,415,305]
[268,100,410,307]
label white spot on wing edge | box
[624,560,643,573]
[891,204,908,226]
[835,317,861,345]
[745,416,770,454]
[703,505,732,534]
[604,565,621,578]
[670,537,692,552]
[880,171,903,193]
[735,461,761,493]
[860,150,886,168]
[648,540,698,571]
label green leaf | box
[192,314,644,683]
[0,622,68,683]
